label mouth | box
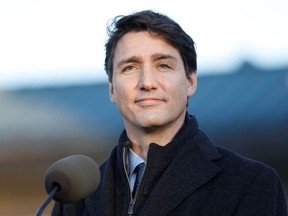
[135,97,165,106]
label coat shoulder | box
[217,146,278,176]
[215,146,283,189]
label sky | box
[0,0,287,89]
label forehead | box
[113,31,182,63]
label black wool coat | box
[52,115,287,216]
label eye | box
[160,63,169,68]
[122,65,137,73]
[158,63,172,70]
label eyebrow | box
[116,53,178,69]
[116,56,141,69]
[151,53,178,62]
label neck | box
[125,114,186,161]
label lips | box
[135,97,165,106]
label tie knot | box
[134,162,145,180]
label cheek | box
[168,77,188,95]
[113,86,129,105]
[170,81,190,104]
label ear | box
[109,82,116,103]
[186,72,197,97]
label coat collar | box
[132,114,222,215]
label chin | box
[137,116,170,130]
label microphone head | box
[44,154,100,203]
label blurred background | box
[0,0,287,215]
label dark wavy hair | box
[104,10,197,82]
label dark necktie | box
[132,162,145,198]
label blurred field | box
[0,158,52,215]
[0,140,109,216]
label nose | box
[138,66,158,91]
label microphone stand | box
[35,185,59,216]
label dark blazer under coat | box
[52,115,287,216]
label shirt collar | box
[128,148,145,178]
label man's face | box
[109,31,197,132]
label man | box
[52,10,287,215]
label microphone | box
[36,154,100,215]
